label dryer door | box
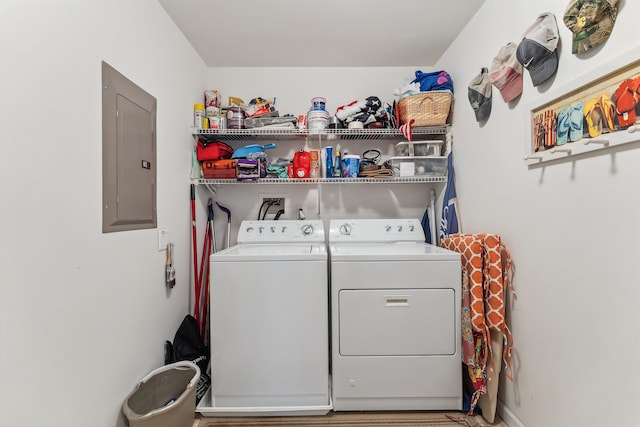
[338,289,456,356]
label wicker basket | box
[398,91,452,126]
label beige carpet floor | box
[197,411,500,427]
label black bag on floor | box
[165,315,210,403]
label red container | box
[202,159,237,179]
[293,150,311,178]
[196,139,233,161]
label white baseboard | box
[496,400,526,427]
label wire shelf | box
[196,176,446,185]
[194,126,449,142]
[193,126,450,189]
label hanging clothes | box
[421,190,436,245]
[439,150,461,241]
[440,233,514,415]
[421,207,432,244]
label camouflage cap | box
[563,0,618,54]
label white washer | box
[199,220,331,417]
[329,218,462,411]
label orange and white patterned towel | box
[440,234,489,410]
[440,233,514,410]
[440,235,485,334]
[476,233,514,382]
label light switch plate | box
[158,228,170,251]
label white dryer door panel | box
[339,289,455,356]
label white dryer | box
[329,218,462,411]
[198,220,331,417]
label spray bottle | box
[334,144,342,178]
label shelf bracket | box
[429,189,437,245]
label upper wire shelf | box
[194,126,449,142]
[195,176,446,185]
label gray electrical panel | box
[102,61,157,233]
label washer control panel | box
[237,220,325,243]
[329,218,425,243]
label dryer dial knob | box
[340,224,352,235]
[246,226,254,233]
[302,224,313,235]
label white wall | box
[438,1,640,426]
[0,1,205,426]
[204,67,444,244]
[4,1,638,426]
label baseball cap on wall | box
[468,68,492,122]
[563,0,618,54]
[516,12,560,87]
[489,42,523,102]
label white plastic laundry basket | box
[122,361,200,427]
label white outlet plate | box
[158,228,170,251]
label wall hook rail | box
[584,139,609,146]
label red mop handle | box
[191,184,200,322]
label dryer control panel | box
[238,220,325,243]
[329,218,425,243]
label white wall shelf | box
[523,125,640,164]
[524,46,640,166]
[196,176,446,185]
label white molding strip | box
[497,400,526,427]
